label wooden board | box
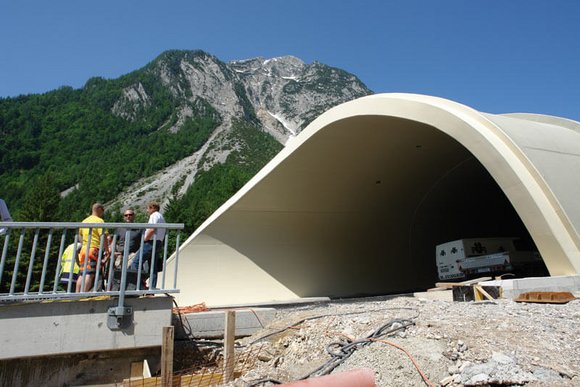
[434,276,493,289]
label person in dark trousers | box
[114,208,142,262]
[131,202,165,289]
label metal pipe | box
[161,235,169,289]
[38,228,54,294]
[107,234,118,291]
[79,227,93,293]
[135,232,145,291]
[67,234,79,294]
[173,231,180,289]
[0,230,11,286]
[149,234,157,290]
[53,230,67,293]
[9,229,26,295]
[93,232,105,292]
[117,229,131,310]
[24,228,40,295]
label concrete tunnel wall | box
[166,93,580,307]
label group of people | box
[62,201,166,293]
[0,198,166,293]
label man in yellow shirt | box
[76,203,109,292]
[59,242,81,290]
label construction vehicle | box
[435,237,545,281]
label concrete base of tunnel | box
[166,94,579,307]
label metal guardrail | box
[0,221,183,301]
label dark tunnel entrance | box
[408,155,549,287]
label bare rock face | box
[108,50,371,210]
[112,82,151,121]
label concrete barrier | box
[176,308,277,339]
[0,295,173,360]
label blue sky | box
[1,1,579,120]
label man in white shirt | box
[137,202,166,289]
[0,198,13,235]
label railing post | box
[93,232,105,292]
[107,230,133,330]
[106,234,118,290]
[67,234,79,294]
[24,228,40,295]
[52,230,67,293]
[9,230,26,295]
[79,227,93,293]
[135,232,145,291]
[38,228,53,294]
[0,230,11,286]
[149,234,158,290]
[161,236,169,289]
[173,231,180,289]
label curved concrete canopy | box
[167,93,580,307]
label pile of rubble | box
[231,294,579,386]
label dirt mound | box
[231,295,579,386]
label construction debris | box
[173,302,209,314]
[514,291,577,304]
[228,295,579,386]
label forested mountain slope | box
[0,50,372,233]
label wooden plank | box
[161,326,174,387]
[474,285,495,301]
[127,372,242,387]
[130,361,144,379]
[427,286,451,292]
[224,310,236,383]
[435,276,492,288]
[129,360,151,380]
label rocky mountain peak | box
[230,56,305,79]
[106,50,372,210]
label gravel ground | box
[226,293,579,386]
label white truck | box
[435,237,542,281]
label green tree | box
[19,174,62,222]
[1,174,63,293]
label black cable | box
[171,297,195,340]
[245,307,417,347]
[170,301,418,386]
[246,378,283,386]
[299,319,414,379]
[245,316,415,386]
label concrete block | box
[180,308,277,339]
[480,275,580,299]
